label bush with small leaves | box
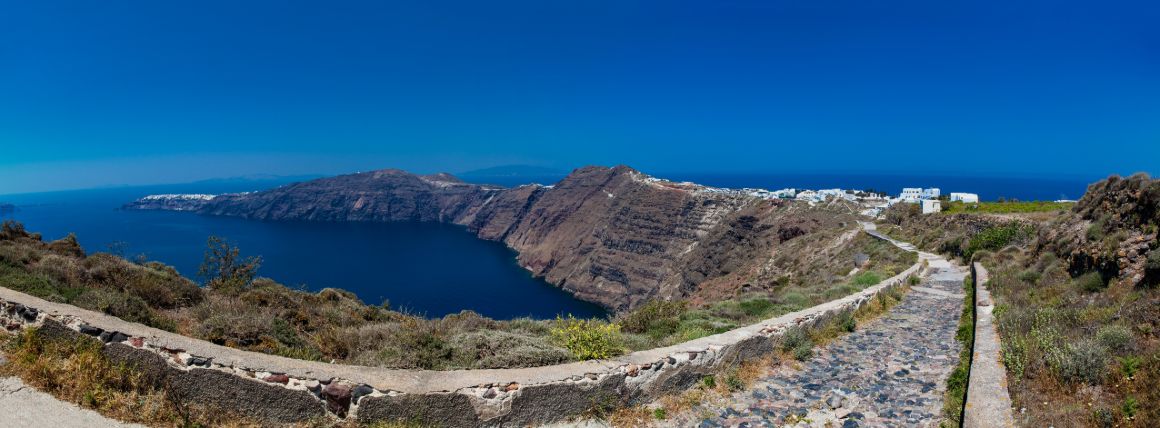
[1096,324,1133,352]
[1052,339,1108,385]
[1119,356,1141,380]
[550,316,622,360]
[1075,272,1107,292]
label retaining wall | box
[963,263,1016,428]
[0,259,928,427]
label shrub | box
[550,316,622,360]
[449,330,571,369]
[837,311,856,332]
[1017,269,1041,284]
[652,408,666,420]
[851,271,882,287]
[965,224,1033,260]
[1002,336,1028,381]
[781,327,813,361]
[1096,325,1133,352]
[738,298,776,318]
[1075,272,1107,292]
[700,375,716,389]
[908,275,921,285]
[1051,339,1108,385]
[198,236,262,294]
[619,300,686,334]
[1123,396,1139,420]
[1119,356,1141,380]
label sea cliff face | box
[126,166,858,311]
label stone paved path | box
[670,258,966,428]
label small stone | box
[352,384,374,404]
[505,382,520,392]
[319,377,334,385]
[305,380,320,391]
[626,366,640,377]
[188,357,211,367]
[585,373,598,380]
[688,352,699,360]
[264,373,290,384]
[828,395,844,409]
[78,325,103,336]
[129,337,144,348]
[322,383,353,417]
[482,388,497,399]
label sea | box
[0,172,1097,319]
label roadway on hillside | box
[669,256,967,427]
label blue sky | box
[1,1,1158,194]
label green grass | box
[942,274,975,427]
[941,200,1075,214]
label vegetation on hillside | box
[883,174,1160,427]
[941,200,1075,215]
[0,219,913,370]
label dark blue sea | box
[0,180,605,320]
[0,172,1097,319]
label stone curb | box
[963,263,1016,428]
[0,234,927,426]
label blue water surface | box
[0,181,606,320]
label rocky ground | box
[668,258,966,427]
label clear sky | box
[2,1,1158,194]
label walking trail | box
[668,256,967,427]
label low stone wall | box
[963,263,1016,428]
[0,261,927,427]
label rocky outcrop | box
[126,166,860,311]
[1037,173,1160,288]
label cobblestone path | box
[672,259,966,428]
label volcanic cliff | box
[126,166,860,311]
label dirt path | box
[669,258,967,427]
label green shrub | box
[619,300,687,334]
[724,372,745,391]
[965,224,1033,260]
[1051,339,1108,385]
[837,311,856,332]
[653,408,666,420]
[738,298,776,318]
[700,375,716,389]
[550,316,622,360]
[1123,396,1139,420]
[1002,336,1028,381]
[1096,325,1133,352]
[781,327,813,361]
[908,275,921,285]
[1075,272,1107,292]
[1119,356,1141,380]
[851,271,882,287]
[1018,269,1041,284]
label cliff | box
[127,166,860,311]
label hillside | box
[128,166,870,312]
[879,173,1160,427]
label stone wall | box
[0,257,926,427]
[963,263,1016,428]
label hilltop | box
[127,166,890,312]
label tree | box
[198,236,262,293]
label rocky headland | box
[126,166,862,311]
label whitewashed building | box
[900,188,923,201]
[795,190,818,201]
[950,192,979,203]
[922,199,942,214]
[921,188,941,199]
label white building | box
[922,199,942,214]
[900,188,922,201]
[950,192,979,203]
[921,188,941,199]
[795,190,818,201]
